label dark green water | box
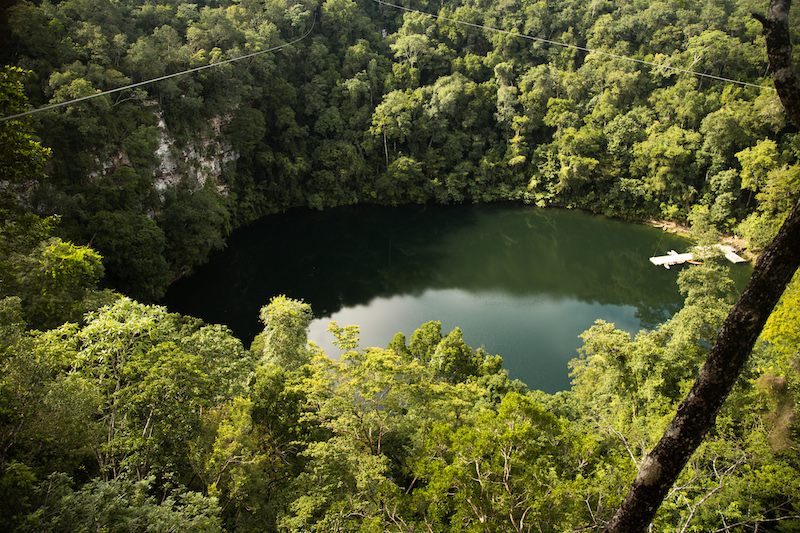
[162,204,750,393]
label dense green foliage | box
[3,0,800,529]
[2,269,800,531]
[3,0,800,299]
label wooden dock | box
[649,250,696,269]
[649,245,746,269]
[714,244,746,264]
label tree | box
[760,270,800,370]
[19,475,223,532]
[3,296,251,496]
[417,392,568,533]
[0,320,87,477]
[0,214,111,330]
[70,299,180,480]
[282,342,427,532]
[604,1,800,529]
[631,123,702,210]
[757,164,800,215]
[228,106,266,157]
[430,327,481,383]
[408,320,443,365]
[9,237,106,330]
[370,89,417,168]
[250,295,313,370]
[159,183,230,277]
[180,323,252,403]
[377,155,427,204]
[391,34,432,70]
[89,211,172,302]
[192,396,273,528]
[737,138,780,197]
[0,67,51,206]
[572,257,737,425]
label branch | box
[678,481,731,533]
[593,410,643,469]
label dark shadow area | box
[162,203,480,341]
[162,204,752,344]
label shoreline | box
[645,218,757,263]
[645,219,692,237]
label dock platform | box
[649,251,696,269]
[649,245,746,269]
[714,244,746,264]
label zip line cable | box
[374,0,776,92]
[0,19,315,123]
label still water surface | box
[162,204,748,393]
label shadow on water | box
[160,203,729,339]
[162,203,482,341]
[162,203,752,392]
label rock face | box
[85,107,239,197]
[154,111,238,195]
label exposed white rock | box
[88,151,131,180]
[152,109,238,195]
[80,107,238,197]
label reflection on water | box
[308,289,643,393]
[162,203,751,393]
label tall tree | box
[0,67,51,206]
[604,0,800,530]
[250,295,313,370]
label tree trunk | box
[754,0,800,128]
[604,1,800,530]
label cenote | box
[162,203,752,393]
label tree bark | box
[754,0,800,128]
[604,1,800,530]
